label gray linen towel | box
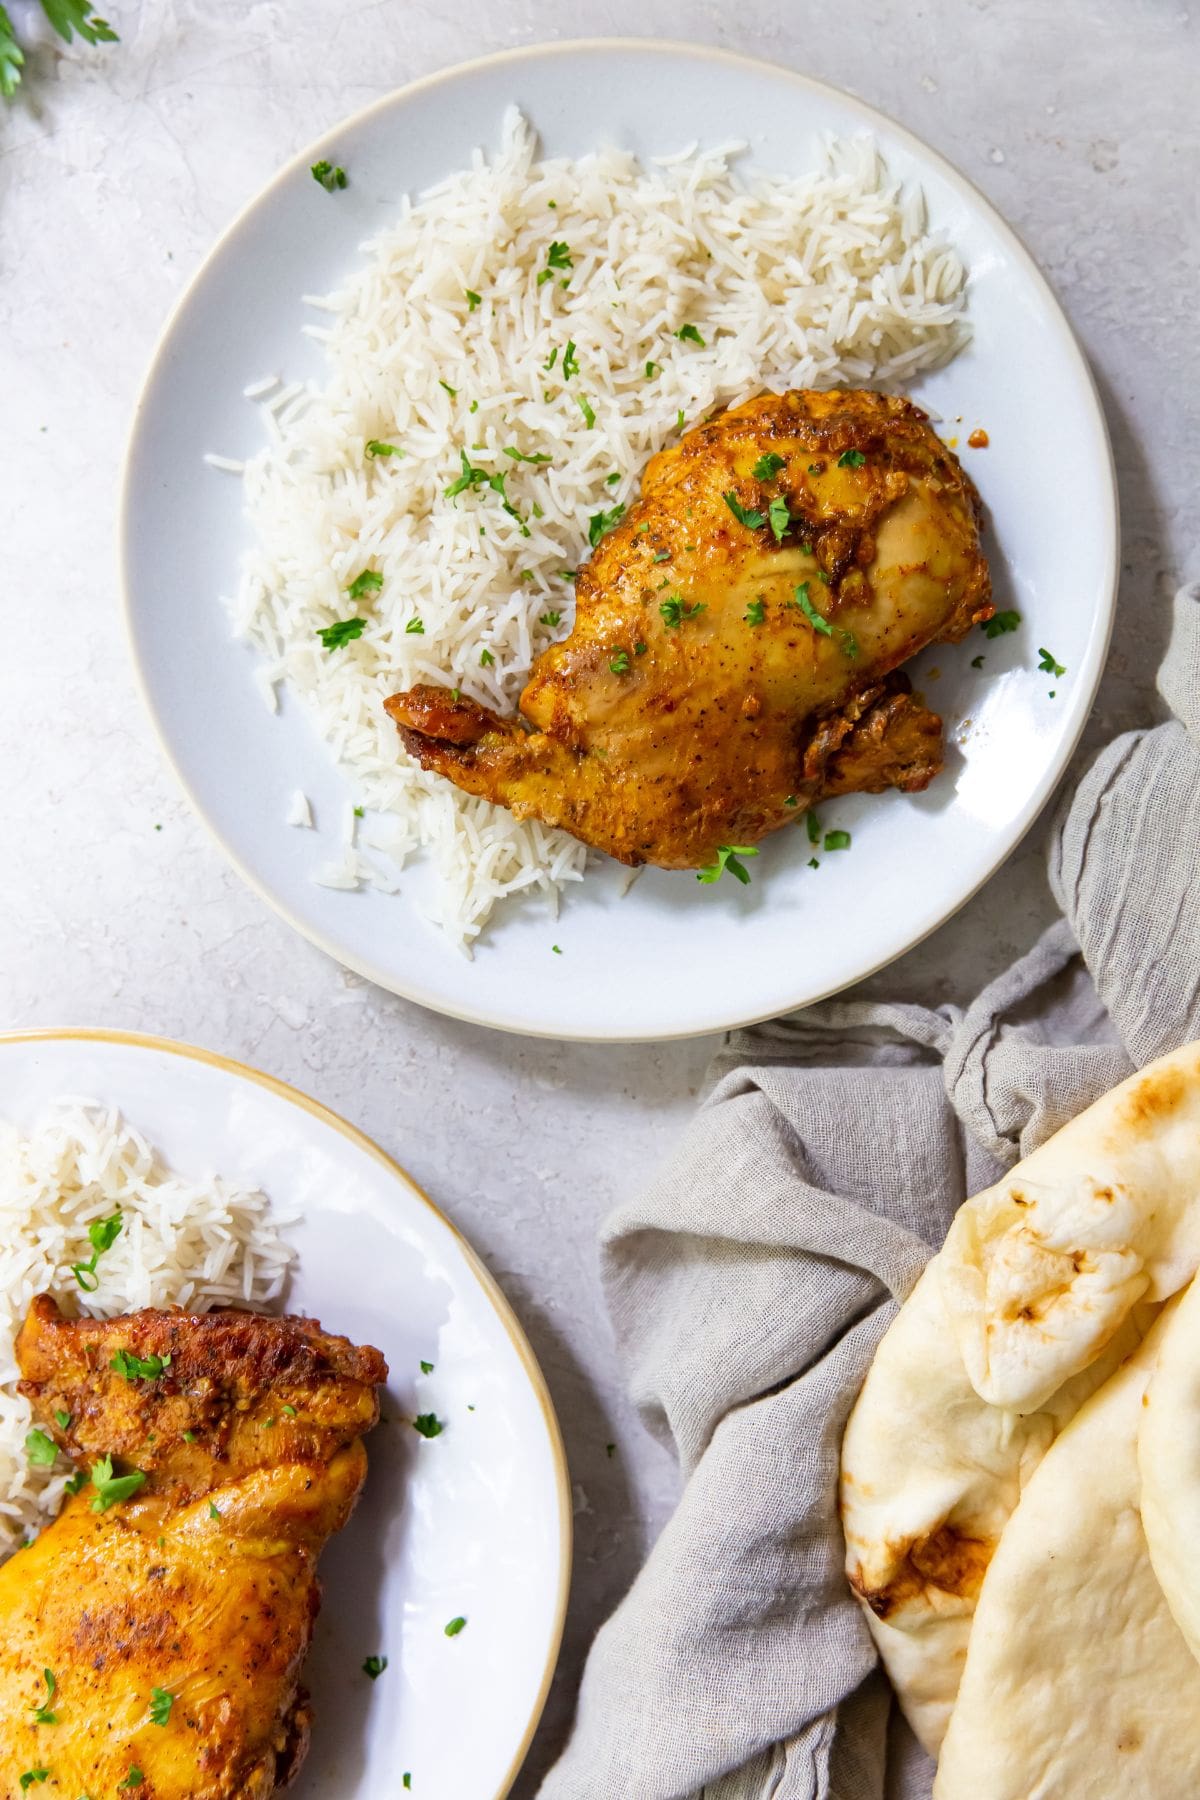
[540,585,1200,1800]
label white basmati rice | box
[230,111,969,949]
[0,1104,295,1561]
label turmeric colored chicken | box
[387,388,992,868]
[0,1297,387,1797]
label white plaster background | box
[0,1,1196,1788]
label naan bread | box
[1140,1270,1200,1664]
[934,1300,1200,1798]
[840,1266,1146,1751]
[939,1044,1200,1412]
[841,1041,1200,1752]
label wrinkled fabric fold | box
[540,587,1200,1800]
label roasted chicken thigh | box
[0,1297,387,1798]
[387,388,992,869]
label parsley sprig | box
[1,1,117,102]
[697,845,759,886]
[31,1669,57,1726]
[88,1456,148,1513]
[311,160,347,193]
[72,1211,122,1292]
[111,1349,172,1383]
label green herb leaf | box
[363,1654,388,1680]
[539,611,562,628]
[605,471,621,487]
[64,1471,86,1495]
[543,347,558,371]
[723,493,766,531]
[182,1430,197,1443]
[403,1777,412,1790]
[538,241,573,284]
[576,394,596,429]
[588,504,625,548]
[806,809,821,845]
[444,1615,467,1637]
[838,628,859,660]
[675,323,706,346]
[659,596,706,629]
[676,409,686,431]
[31,1668,57,1725]
[149,1686,173,1726]
[808,857,820,869]
[794,582,834,638]
[118,1770,144,1791]
[208,1501,220,1519]
[72,1210,123,1291]
[444,448,488,498]
[752,452,786,481]
[697,845,759,887]
[18,1772,49,1792]
[365,439,404,459]
[767,494,790,544]
[25,1430,57,1467]
[503,446,552,465]
[609,650,631,676]
[971,654,985,668]
[317,617,366,651]
[419,1360,434,1374]
[465,289,481,311]
[551,944,562,955]
[405,618,425,636]
[824,830,852,851]
[310,161,347,193]
[412,1412,443,1439]
[1037,646,1066,677]
[88,1456,148,1513]
[346,569,383,602]
[438,379,458,398]
[479,648,495,667]
[110,1349,172,1383]
[837,448,866,468]
[561,340,579,380]
[644,361,659,379]
[744,598,766,627]
[983,609,1022,637]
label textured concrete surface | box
[1,1,1196,1788]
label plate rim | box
[0,1024,572,1800]
[118,36,1120,1043]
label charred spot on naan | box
[847,1522,993,1621]
[1109,1061,1192,1138]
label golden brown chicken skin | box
[387,388,993,869]
[0,1298,387,1799]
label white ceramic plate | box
[0,1029,570,1799]
[121,40,1117,1041]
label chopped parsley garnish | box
[837,448,867,468]
[675,323,706,346]
[543,347,558,371]
[64,1471,86,1495]
[118,1771,144,1791]
[659,595,706,628]
[311,160,347,192]
[363,1655,388,1680]
[88,1456,147,1513]
[605,471,621,486]
[317,617,366,651]
[444,449,489,498]
[635,640,647,655]
[1037,647,1066,677]
[784,795,798,807]
[365,439,403,459]
[838,628,860,660]
[479,648,495,667]
[31,1668,57,1725]
[723,492,766,530]
[676,409,686,431]
[538,241,573,285]
[403,1777,412,1790]
[808,857,820,869]
[72,1210,122,1292]
[824,830,852,851]
[644,361,659,379]
[503,446,552,466]
[18,1773,49,1791]
[589,504,625,548]
[465,289,481,310]
[405,618,425,635]
[552,944,562,955]
[576,393,596,429]
[653,550,670,563]
[539,611,562,628]
[111,1349,172,1383]
[606,1442,616,1458]
[697,845,759,886]
[149,1686,173,1726]
[281,1404,297,1418]
[794,582,833,638]
[744,598,766,627]
[412,1412,443,1439]
[609,650,631,676]
[54,1410,71,1431]
[767,494,790,543]
[983,609,1022,637]
[208,1501,220,1519]
[25,1429,57,1467]
[444,1616,467,1637]
[752,452,786,481]
[182,1430,197,1443]
[971,654,985,668]
[806,810,822,845]
[346,569,383,602]
[561,340,580,380]
[419,1360,434,1374]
